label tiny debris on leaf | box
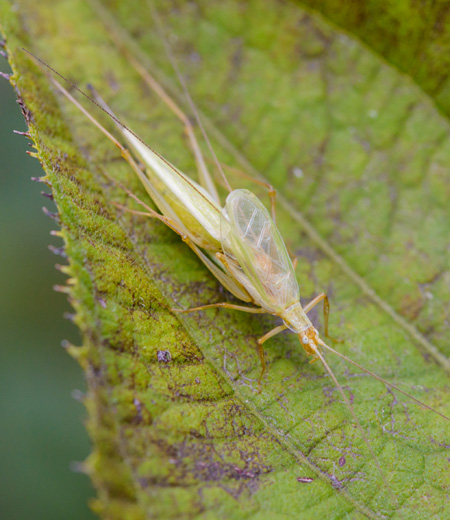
[157,350,172,363]
[297,477,314,483]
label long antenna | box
[148,1,233,194]
[311,342,400,511]
[318,339,450,422]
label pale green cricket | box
[24,47,449,508]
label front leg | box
[304,292,341,342]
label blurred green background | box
[0,55,95,519]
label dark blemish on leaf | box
[339,456,346,467]
[157,350,172,363]
[230,38,243,78]
[324,384,354,405]
[133,398,143,422]
[330,475,343,489]
[430,437,450,449]
[323,385,336,402]
[386,387,399,407]
[149,430,273,495]
[188,429,205,440]
[194,460,266,483]
[297,476,314,483]
[232,466,256,479]
[137,477,149,489]
[347,387,354,405]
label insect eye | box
[302,336,309,345]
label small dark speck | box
[297,477,314,483]
[339,456,346,467]
[157,350,172,363]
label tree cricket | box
[23,35,449,513]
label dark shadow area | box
[0,54,96,520]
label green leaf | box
[296,0,450,118]
[1,0,449,518]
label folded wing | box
[220,189,299,313]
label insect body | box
[24,43,449,513]
[114,97,329,376]
[33,48,343,387]
[108,93,331,382]
[25,47,450,413]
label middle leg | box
[171,302,266,314]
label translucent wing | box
[220,189,299,313]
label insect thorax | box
[280,302,312,333]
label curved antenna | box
[148,1,233,194]
[22,48,220,215]
[318,339,450,422]
[308,339,399,510]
